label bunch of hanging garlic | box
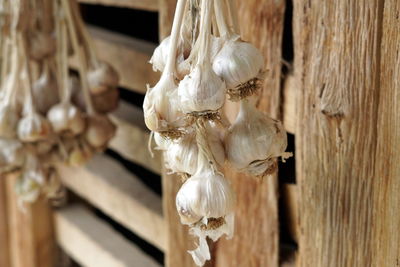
[144,0,291,265]
[0,0,118,205]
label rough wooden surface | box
[158,0,177,40]
[55,204,161,267]
[5,174,55,267]
[0,178,9,267]
[110,101,162,174]
[372,1,400,266]
[57,155,166,251]
[214,1,285,267]
[294,0,385,266]
[70,25,159,93]
[78,0,159,11]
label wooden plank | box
[214,1,286,266]
[57,154,166,251]
[0,178,9,267]
[158,0,177,39]
[55,204,161,267]
[78,0,159,11]
[70,25,160,94]
[6,174,55,267]
[283,74,296,134]
[372,1,400,265]
[294,0,384,266]
[110,101,162,174]
[282,184,298,243]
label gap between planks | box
[78,0,159,12]
[56,154,166,251]
[54,204,161,267]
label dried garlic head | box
[32,69,59,115]
[0,104,19,138]
[92,87,119,114]
[212,38,264,100]
[225,100,291,176]
[84,115,116,148]
[29,33,56,61]
[143,74,186,136]
[0,138,24,173]
[87,61,119,95]
[47,102,86,136]
[17,113,52,142]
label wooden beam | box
[55,204,161,267]
[70,25,160,94]
[57,155,166,251]
[110,101,162,174]
[78,0,159,12]
[214,1,285,266]
[282,184,298,243]
[158,0,177,40]
[6,173,55,267]
[372,0,400,265]
[0,178,9,267]
[294,0,384,266]
[283,74,296,134]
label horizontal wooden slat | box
[70,25,160,94]
[55,204,161,267]
[78,0,159,11]
[110,101,162,174]
[57,155,166,251]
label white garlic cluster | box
[145,0,292,266]
[0,0,118,204]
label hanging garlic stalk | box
[178,0,226,118]
[143,0,188,138]
[212,0,264,101]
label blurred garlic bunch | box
[145,0,292,265]
[0,0,118,205]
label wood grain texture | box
[372,0,400,266]
[57,155,166,251]
[6,174,55,267]
[158,0,177,40]
[213,1,286,267]
[0,178,9,267]
[78,0,159,11]
[70,25,159,94]
[55,204,161,267]
[294,0,385,266]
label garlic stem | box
[70,0,100,69]
[60,16,70,102]
[19,33,36,113]
[196,0,213,65]
[225,0,239,34]
[163,0,186,76]
[195,118,218,173]
[214,0,230,38]
[62,0,95,115]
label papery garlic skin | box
[29,33,56,61]
[225,101,290,176]
[87,62,119,95]
[15,176,41,203]
[47,102,86,136]
[32,71,59,115]
[178,65,226,114]
[143,75,186,134]
[17,113,52,142]
[85,115,116,148]
[212,39,264,100]
[175,168,234,225]
[153,132,171,150]
[0,138,24,172]
[0,105,19,138]
[150,36,170,73]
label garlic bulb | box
[225,100,291,176]
[153,132,171,150]
[68,140,93,166]
[15,175,41,203]
[178,64,226,115]
[17,112,52,142]
[47,102,86,136]
[92,87,119,113]
[149,36,171,73]
[212,38,264,100]
[29,33,56,61]
[0,138,24,172]
[85,115,116,148]
[32,67,59,115]
[0,104,19,138]
[176,168,234,225]
[166,124,225,175]
[87,61,119,95]
[143,74,186,136]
